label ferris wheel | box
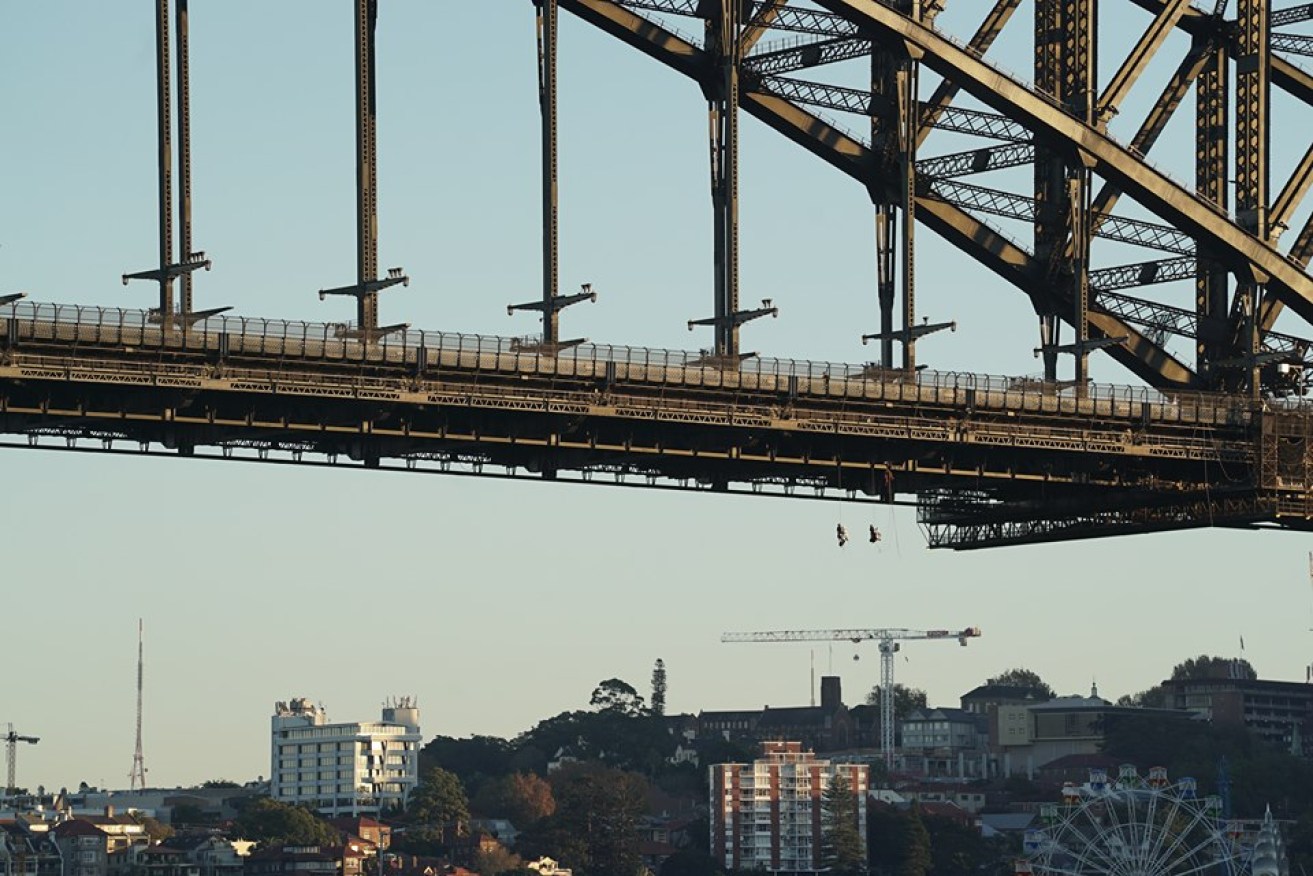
[1018,766,1248,876]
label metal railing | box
[0,300,1300,427]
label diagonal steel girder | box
[558,0,1196,388]
[812,0,1313,327]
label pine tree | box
[898,807,931,876]
[651,658,667,717]
[821,772,866,874]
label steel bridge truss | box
[577,0,1313,401]
[8,0,1313,548]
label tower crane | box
[4,723,39,795]
[721,627,981,770]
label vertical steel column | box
[1068,0,1095,388]
[537,0,561,346]
[1235,0,1270,396]
[870,3,919,374]
[155,0,175,323]
[176,0,193,317]
[1033,0,1064,382]
[707,0,741,360]
[874,203,896,368]
[355,0,379,332]
[1195,38,1229,383]
[1034,0,1095,384]
[872,50,897,369]
[896,35,919,374]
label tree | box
[1170,654,1257,681]
[201,778,240,788]
[232,798,341,848]
[897,808,932,876]
[169,803,210,827]
[864,684,928,722]
[821,773,866,874]
[520,764,648,876]
[473,772,556,826]
[134,814,174,843]
[590,678,646,717]
[420,735,515,787]
[985,668,1055,699]
[658,850,726,875]
[472,846,524,875]
[651,659,668,717]
[922,812,1000,876]
[407,767,471,835]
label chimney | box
[821,676,842,712]
[105,805,114,818]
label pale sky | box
[2,2,1312,794]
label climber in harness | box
[836,524,849,547]
[869,524,882,544]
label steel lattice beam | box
[916,144,1033,180]
[1272,33,1313,56]
[923,179,1196,255]
[743,36,870,75]
[1273,3,1313,25]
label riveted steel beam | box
[155,0,174,321]
[1097,0,1191,125]
[538,0,562,345]
[356,0,379,331]
[1230,0,1271,395]
[1196,38,1230,382]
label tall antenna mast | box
[129,619,147,791]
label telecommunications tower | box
[128,619,147,791]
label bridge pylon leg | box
[705,0,742,362]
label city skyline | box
[3,2,1312,792]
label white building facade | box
[710,741,868,874]
[270,697,422,817]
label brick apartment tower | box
[710,740,868,873]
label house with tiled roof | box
[157,834,251,876]
[1,820,63,876]
[51,820,111,876]
[109,842,200,876]
[243,844,364,876]
[325,819,389,853]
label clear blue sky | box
[2,2,1312,793]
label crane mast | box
[4,723,39,796]
[722,626,981,771]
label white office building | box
[270,697,422,817]
[710,741,868,874]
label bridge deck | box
[1,302,1308,548]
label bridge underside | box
[3,311,1312,549]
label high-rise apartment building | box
[270,697,422,817]
[710,741,868,874]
